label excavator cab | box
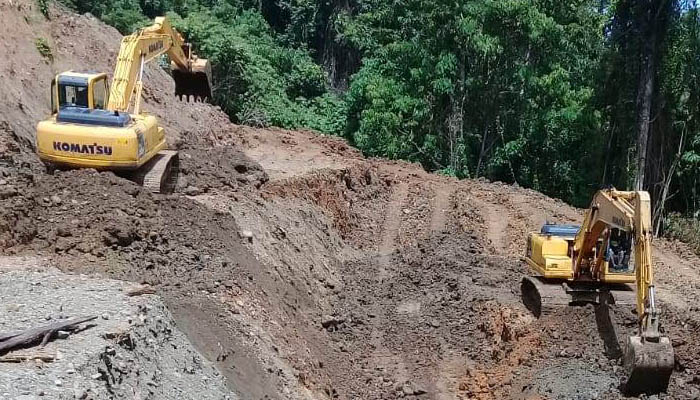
[606,228,633,272]
[49,72,131,128]
[51,72,109,112]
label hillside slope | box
[0,2,699,399]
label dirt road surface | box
[0,1,699,399]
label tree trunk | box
[634,11,656,191]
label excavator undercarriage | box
[520,276,635,317]
[130,150,180,194]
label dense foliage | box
[55,0,700,238]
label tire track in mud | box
[429,185,455,234]
[427,184,466,399]
[377,182,409,278]
[371,182,411,391]
[468,186,511,255]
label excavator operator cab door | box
[88,75,109,110]
[50,77,58,115]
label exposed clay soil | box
[1,1,700,399]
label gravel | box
[0,256,235,400]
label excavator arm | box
[572,189,635,279]
[622,191,674,394]
[107,16,212,113]
[572,189,673,394]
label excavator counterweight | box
[522,189,674,395]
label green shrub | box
[664,213,700,255]
[35,38,53,62]
[37,0,50,17]
[101,2,150,34]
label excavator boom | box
[109,16,212,113]
[622,191,674,394]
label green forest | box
[56,0,700,245]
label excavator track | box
[134,150,179,194]
[521,276,571,317]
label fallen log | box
[0,316,97,355]
[0,330,24,343]
[126,284,156,297]
[0,349,57,363]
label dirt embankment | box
[1,1,700,399]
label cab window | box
[93,79,107,109]
[50,78,57,114]
[58,84,89,108]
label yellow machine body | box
[35,17,211,192]
[36,72,165,170]
[526,231,635,284]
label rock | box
[91,373,102,380]
[54,379,62,387]
[0,186,18,199]
[54,237,75,253]
[101,313,110,320]
[184,186,202,196]
[413,386,427,395]
[56,227,72,237]
[221,276,235,289]
[239,230,254,242]
[398,381,416,396]
[103,225,137,247]
[56,330,70,339]
[50,195,62,205]
[321,315,346,331]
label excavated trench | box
[2,139,700,399]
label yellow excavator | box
[522,188,674,394]
[35,16,212,193]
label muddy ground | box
[1,1,700,399]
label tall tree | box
[632,0,673,190]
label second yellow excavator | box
[523,188,674,395]
[35,16,212,193]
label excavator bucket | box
[172,57,213,102]
[623,335,674,395]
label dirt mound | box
[0,0,232,148]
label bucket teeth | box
[623,335,674,395]
[172,68,212,102]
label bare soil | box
[1,2,700,399]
